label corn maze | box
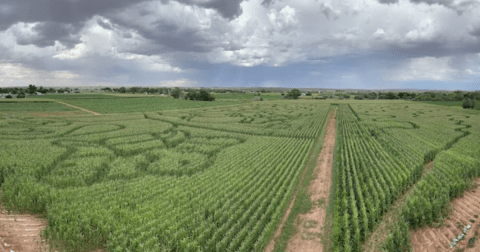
[0,100,331,251]
[333,101,480,251]
[1,97,480,252]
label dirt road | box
[56,101,101,116]
[285,109,337,252]
[0,206,47,252]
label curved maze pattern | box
[0,101,331,252]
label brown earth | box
[265,109,337,252]
[410,178,480,251]
[363,161,436,252]
[55,101,101,116]
[285,109,337,252]
[0,203,48,252]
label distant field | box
[214,93,283,100]
[27,94,116,100]
[58,96,240,113]
[418,100,480,110]
[0,100,77,114]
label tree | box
[38,86,48,94]
[17,92,26,98]
[285,89,301,99]
[306,92,312,96]
[118,87,126,93]
[385,92,399,99]
[462,99,475,109]
[28,84,37,94]
[171,87,182,99]
[185,90,215,101]
[129,87,140,94]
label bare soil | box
[285,109,337,252]
[265,109,337,252]
[410,178,480,251]
[363,161,435,252]
[0,203,47,252]
[55,101,101,116]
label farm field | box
[0,98,331,251]
[419,100,480,110]
[1,97,480,252]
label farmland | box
[1,95,480,252]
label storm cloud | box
[0,0,479,89]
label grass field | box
[1,97,480,252]
[213,93,283,100]
[57,96,241,114]
[418,100,480,110]
[0,100,79,114]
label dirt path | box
[56,101,101,116]
[362,161,435,252]
[0,202,47,252]
[285,109,337,252]
[265,109,337,252]
[410,178,480,251]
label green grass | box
[214,93,284,100]
[0,100,77,113]
[418,100,480,110]
[57,97,241,113]
[27,94,116,100]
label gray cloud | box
[261,0,276,6]
[163,0,245,19]
[0,0,145,30]
[468,22,480,37]
[385,0,480,14]
[378,0,399,3]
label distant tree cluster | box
[354,92,378,100]
[284,89,301,99]
[0,85,70,96]
[353,90,480,102]
[462,99,476,109]
[413,91,480,101]
[184,89,215,101]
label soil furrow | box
[410,178,480,251]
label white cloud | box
[53,44,87,59]
[0,63,82,86]
[390,56,459,81]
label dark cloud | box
[379,0,480,14]
[468,23,480,37]
[261,0,276,6]
[0,0,145,30]
[171,0,245,19]
[10,22,81,48]
[384,40,480,60]
[97,18,113,30]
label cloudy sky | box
[0,0,479,90]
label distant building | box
[35,92,44,95]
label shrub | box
[462,99,475,109]
[17,92,26,98]
[5,94,12,98]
